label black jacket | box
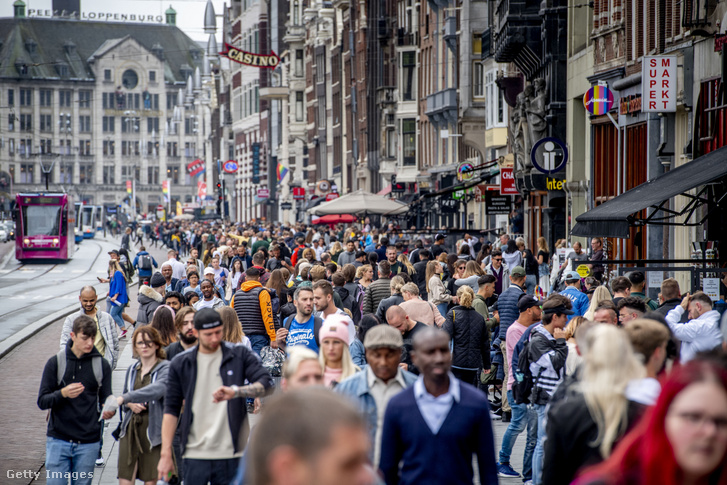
[164,342,274,455]
[443,306,491,371]
[38,343,112,443]
[543,393,646,485]
[376,294,404,324]
[334,286,357,320]
[413,259,430,300]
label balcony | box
[377,87,396,109]
[443,16,457,53]
[425,88,457,126]
[493,0,542,78]
[259,86,289,101]
[284,24,305,44]
[397,29,419,47]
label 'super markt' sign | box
[642,56,677,112]
[220,44,280,68]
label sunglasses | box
[493,258,503,262]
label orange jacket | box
[230,280,275,341]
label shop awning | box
[571,145,727,238]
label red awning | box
[377,184,392,196]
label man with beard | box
[165,307,197,360]
[379,327,498,485]
[276,287,323,353]
[194,279,226,310]
[158,309,274,485]
[160,262,180,295]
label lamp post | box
[124,110,140,219]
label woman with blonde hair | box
[216,306,251,348]
[543,324,647,485]
[302,247,316,262]
[397,253,416,276]
[427,260,456,316]
[565,315,589,375]
[443,286,490,386]
[329,241,343,263]
[318,315,360,387]
[455,260,487,291]
[355,264,374,288]
[584,285,612,321]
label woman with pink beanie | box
[318,314,361,387]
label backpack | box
[284,314,324,346]
[139,254,152,271]
[511,326,540,405]
[260,346,286,377]
[56,350,103,389]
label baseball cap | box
[108,249,119,256]
[435,233,445,241]
[511,266,526,277]
[543,304,575,315]
[363,324,404,350]
[194,308,223,330]
[150,272,166,288]
[517,294,542,313]
[203,267,216,276]
[565,271,581,281]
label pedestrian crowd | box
[38,220,727,485]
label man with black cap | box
[137,272,166,325]
[430,233,447,259]
[158,308,274,485]
[336,324,418,468]
[529,294,572,485]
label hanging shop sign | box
[530,137,569,175]
[292,187,306,200]
[186,159,205,177]
[252,143,261,184]
[715,33,727,52]
[281,202,293,210]
[642,56,677,112]
[500,167,518,195]
[257,188,270,199]
[219,44,280,68]
[485,191,512,215]
[583,85,615,115]
[457,161,476,182]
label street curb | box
[0,280,138,360]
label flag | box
[277,162,289,183]
[186,159,205,177]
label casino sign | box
[219,44,280,68]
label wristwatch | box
[231,385,240,398]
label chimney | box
[13,0,26,18]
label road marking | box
[50,269,63,273]
[71,270,84,273]
[0,270,10,274]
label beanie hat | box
[319,315,352,345]
[150,272,166,288]
[194,308,223,330]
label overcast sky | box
[1,0,227,42]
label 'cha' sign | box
[220,43,280,68]
[642,56,676,112]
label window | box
[472,33,482,55]
[8,163,15,182]
[59,114,72,133]
[79,140,91,156]
[103,166,115,184]
[147,117,159,134]
[387,128,396,158]
[39,89,53,106]
[7,89,14,106]
[167,142,178,157]
[102,93,109,109]
[40,139,52,154]
[40,114,52,132]
[401,51,416,101]
[153,94,159,110]
[78,90,91,109]
[8,139,14,155]
[19,139,32,157]
[79,115,91,132]
[402,118,416,166]
[485,71,506,128]
[79,164,94,184]
[147,141,159,156]
[293,0,300,24]
[184,142,196,157]
[20,114,32,132]
[149,70,156,82]
[296,91,304,121]
[7,114,14,132]
[103,116,115,133]
[59,163,72,184]
[167,93,176,110]
[20,88,32,106]
[59,140,71,155]
[122,116,139,133]
[103,140,115,156]
[167,165,180,184]
[20,163,34,183]
[59,90,72,107]
[295,50,304,77]
[104,69,112,81]
[473,61,485,99]
[148,166,159,185]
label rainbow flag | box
[277,163,289,183]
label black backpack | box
[284,315,324,346]
[139,254,152,271]
[512,332,539,405]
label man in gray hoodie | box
[337,239,358,266]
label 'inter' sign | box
[219,43,280,68]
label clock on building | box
[122,69,138,89]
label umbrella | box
[309,190,409,216]
[173,213,194,220]
[311,214,358,225]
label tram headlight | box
[24,238,30,245]
[52,238,59,246]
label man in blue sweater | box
[559,271,590,320]
[379,327,498,485]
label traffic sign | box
[576,265,591,278]
[530,137,568,174]
[583,85,614,115]
[222,160,239,173]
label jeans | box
[109,303,125,330]
[248,334,270,356]
[525,274,537,295]
[498,391,537,480]
[452,368,478,387]
[532,403,549,485]
[45,437,98,485]
[184,457,239,485]
[436,303,449,319]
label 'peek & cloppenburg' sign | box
[642,56,677,113]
